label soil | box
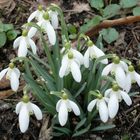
[0,0,140,140]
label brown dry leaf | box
[0,0,16,13]
[73,2,91,13]
[39,115,53,140]
[37,0,60,6]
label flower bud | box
[22,30,28,37]
[128,65,134,72]
[68,51,73,59]
[112,84,119,91]
[87,40,93,47]
[9,62,14,69]
[43,12,49,20]
[22,95,30,103]
[38,5,43,11]
[113,56,120,64]
[62,93,68,100]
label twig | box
[86,16,140,37]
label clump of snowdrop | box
[102,56,128,88]
[59,43,84,82]
[124,65,140,92]
[84,40,108,68]
[28,11,56,45]
[105,83,132,118]
[16,95,42,133]
[87,91,109,123]
[13,30,37,57]
[0,62,20,91]
[56,92,80,126]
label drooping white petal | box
[58,101,68,126]
[19,105,29,133]
[10,70,19,91]
[87,99,97,112]
[43,21,56,45]
[124,73,131,92]
[13,68,20,78]
[98,100,108,122]
[71,61,81,82]
[104,89,112,97]
[102,64,112,76]
[56,100,62,112]
[134,72,140,86]
[120,91,132,106]
[68,100,80,116]
[49,11,59,29]
[0,68,8,80]
[28,11,38,22]
[115,66,126,88]
[31,103,42,120]
[18,38,28,57]
[108,93,119,118]
[13,36,22,48]
[28,39,37,54]
[93,45,108,64]
[72,49,84,65]
[16,102,22,114]
[84,49,90,68]
[120,61,128,72]
[28,27,38,38]
[59,56,69,78]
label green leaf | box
[89,0,104,10]
[72,124,91,137]
[133,7,140,16]
[120,0,138,8]
[69,34,77,40]
[103,4,120,18]
[100,28,119,44]
[80,16,102,33]
[23,74,56,114]
[0,32,6,48]
[74,118,87,131]
[7,30,17,41]
[53,126,71,136]
[91,124,116,131]
[3,24,14,32]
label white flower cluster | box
[0,5,58,132]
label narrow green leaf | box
[53,126,71,136]
[74,118,87,131]
[120,0,138,8]
[91,124,116,131]
[0,32,6,48]
[133,7,140,16]
[3,24,14,32]
[80,16,102,34]
[90,0,104,10]
[72,124,91,137]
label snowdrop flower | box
[28,11,56,45]
[56,93,80,126]
[59,47,84,82]
[87,92,109,123]
[84,40,108,68]
[16,95,42,133]
[0,63,20,91]
[124,65,140,92]
[13,30,37,57]
[105,84,132,119]
[49,10,59,29]
[28,5,45,22]
[102,56,128,88]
